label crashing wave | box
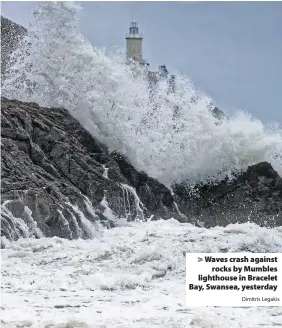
[2,1,282,187]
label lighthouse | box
[126,21,145,65]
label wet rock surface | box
[1,97,183,240]
[173,162,282,228]
[1,98,282,241]
[1,16,281,240]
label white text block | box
[186,253,282,307]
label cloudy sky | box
[2,1,282,123]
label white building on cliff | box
[125,21,176,93]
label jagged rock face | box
[173,162,282,228]
[1,17,281,239]
[1,98,282,242]
[1,16,27,80]
[212,106,227,121]
[1,97,183,241]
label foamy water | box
[1,3,282,326]
[2,1,282,187]
[2,219,282,328]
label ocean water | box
[2,1,282,187]
[2,219,282,328]
[1,2,282,327]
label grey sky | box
[2,1,282,123]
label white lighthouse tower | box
[126,21,145,65]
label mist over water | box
[3,1,282,187]
[2,4,282,326]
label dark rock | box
[212,106,227,121]
[1,97,281,242]
[173,162,282,228]
[1,17,281,242]
[110,151,177,218]
[1,97,183,241]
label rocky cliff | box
[1,17,281,242]
[1,97,282,243]
[173,162,282,228]
[1,97,183,241]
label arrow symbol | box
[198,257,203,262]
